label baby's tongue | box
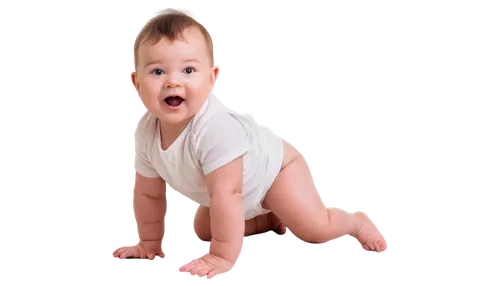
[165,96,183,107]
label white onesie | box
[134,92,284,220]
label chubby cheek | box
[139,80,162,107]
[186,76,210,95]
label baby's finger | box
[111,247,126,259]
[119,250,131,259]
[183,259,198,275]
[207,269,221,279]
[147,253,155,260]
[190,265,208,276]
[120,248,138,259]
[192,265,210,279]
[158,249,168,259]
[177,258,193,274]
[137,247,147,259]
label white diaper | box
[243,138,285,220]
[244,198,272,220]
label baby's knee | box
[294,223,330,244]
[193,206,212,241]
[193,222,211,241]
[299,231,329,244]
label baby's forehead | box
[139,34,209,64]
[140,37,207,57]
[147,27,205,49]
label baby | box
[113,9,387,279]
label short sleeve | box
[197,113,249,175]
[134,115,160,178]
[134,143,160,178]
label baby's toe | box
[378,241,384,250]
[382,240,390,253]
[365,242,373,251]
[278,223,287,234]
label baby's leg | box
[193,206,215,241]
[193,205,286,241]
[246,211,287,236]
[261,140,387,252]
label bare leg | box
[261,140,387,251]
[194,205,286,241]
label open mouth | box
[164,96,184,107]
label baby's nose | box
[164,74,180,88]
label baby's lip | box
[163,94,184,100]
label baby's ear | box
[128,71,144,108]
[128,71,139,92]
[209,65,219,90]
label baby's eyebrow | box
[145,58,200,67]
[182,58,201,64]
[144,60,163,68]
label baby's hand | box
[179,253,234,279]
[113,240,165,260]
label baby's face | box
[132,26,218,127]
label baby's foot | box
[249,212,288,237]
[351,212,387,252]
[268,212,287,235]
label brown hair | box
[133,8,214,70]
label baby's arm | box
[205,156,245,264]
[132,118,166,241]
[134,172,167,242]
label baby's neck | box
[158,119,190,151]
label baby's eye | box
[184,67,195,74]
[152,69,164,76]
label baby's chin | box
[155,106,195,126]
